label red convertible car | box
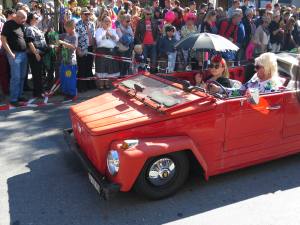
[64,53,300,200]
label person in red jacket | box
[134,7,159,73]
[218,10,242,44]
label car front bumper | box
[63,128,120,200]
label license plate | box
[88,173,101,194]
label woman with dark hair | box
[25,12,48,98]
[200,10,217,33]
[172,7,183,31]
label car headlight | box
[107,150,120,176]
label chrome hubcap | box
[148,158,176,186]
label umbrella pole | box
[202,51,205,71]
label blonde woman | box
[96,8,109,28]
[96,7,116,28]
[115,9,126,28]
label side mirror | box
[247,88,260,105]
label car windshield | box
[120,75,200,108]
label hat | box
[211,55,226,66]
[231,8,242,17]
[185,12,197,21]
[189,1,196,5]
[81,7,90,14]
[164,10,175,23]
[29,0,39,3]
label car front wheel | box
[134,151,189,200]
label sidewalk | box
[0,80,106,111]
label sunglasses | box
[146,13,151,15]
[255,64,263,70]
[209,63,221,69]
[126,20,131,23]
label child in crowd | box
[159,25,177,73]
[132,44,146,74]
[58,20,78,100]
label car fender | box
[109,136,208,192]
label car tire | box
[134,151,189,200]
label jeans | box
[7,52,28,102]
[167,52,177,73]
[143,44,157,70]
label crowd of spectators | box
[0,0,299,106]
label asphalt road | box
[1,93,300,225]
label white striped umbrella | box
[175,32,239,52]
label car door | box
[223,92,284,165]
[283,90,300,139]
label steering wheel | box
[206,80,229,98]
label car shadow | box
[8,150,300,225]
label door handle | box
[266,105,281,110]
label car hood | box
[70,90,215,136]
[70,91,165,136]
